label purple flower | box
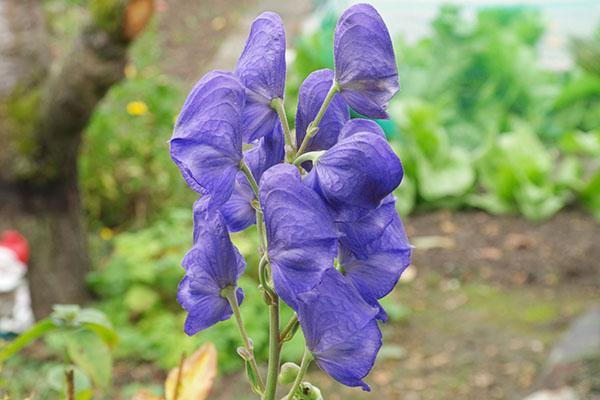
[221,125,285,232]
[297,268,382,391]
[259,164,337,309]
[170,71,245,210]
[305,131,403,221]
[295,69,349,154]
[334,3,399,118]
[179,202,245,335]
[236,12,286,142]
[337,195,412,320]
[339,118,385,141]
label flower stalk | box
[270,97,296,161]
[224,287,265,393]
[282,348,313,400]
[295,81,340,158]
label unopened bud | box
[237,346,252,361]
[278,362,300,385]
[299,382,322,400]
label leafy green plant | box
[391,99,475,208]
[79,20,192,230]
[468,125,578,220]
[0,305,117,399]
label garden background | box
[0,0,598,399]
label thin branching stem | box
[295,81,340,158]
[283,348,312,400]
[225,287,266,393]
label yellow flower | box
[127,101,148,116]
[99,227,114,241]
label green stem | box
[224,287,265,393]
[295,81,340,158]
[270,97,295,160]
[292,150,325,167]
[279,314,298,342]
[244,157,281,400]
[259,254,276,303]
[283,348,312,400]
[264,298,281,400]
[240,160,260,198]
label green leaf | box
[124,284,159,314]
[0,319,56,362]
[46,364,92,398]
[581,169,600,220]
[416,147,475,201]
[66,330,112,389]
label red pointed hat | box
[0,230,29,265]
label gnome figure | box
[0,230,35,336]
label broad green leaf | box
[66,330,112,389]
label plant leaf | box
[66,330,112,389]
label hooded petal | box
[260,164,338,309]
[188,201,246,287]
[338,197,412,319]
[307,132,403,220]
[170,71,245,209]
[314,320,381,391]
[297,269,381,391]
[338,118,385,141]
[220,177,256,232]
[336,194,396,258]
[181,204,246,334]
[295,69,349,153]
[221,124,285,232]
[334,4,399,118]
[178,276,244,335]
[236,12,286,142]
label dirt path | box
[158,0,312,84]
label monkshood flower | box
[334,3,399,118]
[305,128,403,221]
[259,164,337,310]
[170,71,245,210]
[171,3,410,398]
[297,268,382,391]
[221,125,285,232]
[296,69,349,154]
[179,201,245,335]
[337,195,412,320]
[236,12,286,143]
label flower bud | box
[237,346,252,361]
[299,382,322,400]
[278,362,301,385]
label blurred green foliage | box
[0,305,117,399]
[79,19,192,229]
[288,5,600,220]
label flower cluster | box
[170,3,411,396]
